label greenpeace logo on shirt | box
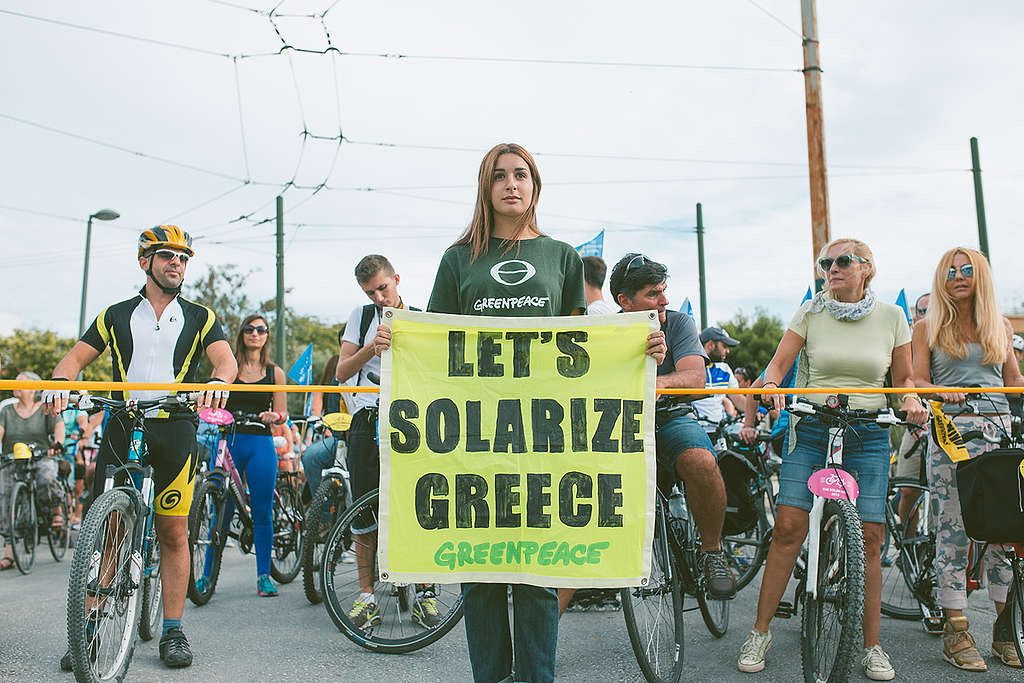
[473,295,551,312]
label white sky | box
[2,1,1022,343]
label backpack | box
[955,447,1024,543]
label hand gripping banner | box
[378,309,658,588]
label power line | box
[0,204,138,230]
[232,57,252,181]
[743,0,804,38]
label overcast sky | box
[2,1,1022,345]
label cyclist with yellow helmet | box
[45,225,237,671]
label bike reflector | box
[12,443,31,459]
[929,401,969,463]
[807,468,859,501]
[199,408,234,426]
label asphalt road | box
[1,545,1019,682]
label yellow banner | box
[377,309,658,588]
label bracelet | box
[274,411,287,425]
[761,381,779,390]
[897,393,922,405]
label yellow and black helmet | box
[138,225,194,258]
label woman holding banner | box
[375,142,664,682]
[911,247,1023,671]
[218,314,289,597]
[737,238,927,681]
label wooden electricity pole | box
[801,0,831,291]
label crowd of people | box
[1,140,1022,683]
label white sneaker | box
[738,629,772,673]
[862,644,895,681]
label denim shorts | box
[776,415,890,523]
[655,414,715,474]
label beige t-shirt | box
[789,299,911,410]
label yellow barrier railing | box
[1,379,1021,395]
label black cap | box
[700,326,739,347]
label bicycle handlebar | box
[68,392,199,415]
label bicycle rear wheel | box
[1009,570,1024,666]
[302,475,348,604]
[10,481,37,574]
[66,489,142,683]
[138,534,162,642]
[723,488,772,592]
[320,489,464,654]
[801,499,865,683]
[48,484,73,562]
[270,474,304,584]
[621,503,684,683]
[880,480,934,620]
[187,478,225,605]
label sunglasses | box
[915,307,928,316]
[625,254,649,273]
[242,325,269,335]
[946,264,974,280]
[152,249,189,265]
[817,253,867,272]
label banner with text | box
[378,309,658,587]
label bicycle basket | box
[718,449,759,535]
[955,447,1024,543]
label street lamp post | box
[78,209,120,338]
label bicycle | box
[63,393,189,683]
[298,411,353,605]
[620,397,731,683]
[186,407,305,605]
[2,442,73,573]
[766,395,911,683]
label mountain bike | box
[299,411,352,604]
[63,393,191,683]
[620,397,731,683]
[186,408,305,605]
[767,395,910,683]
[3,442,74,574]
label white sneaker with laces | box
[862,644,895,681]
[737,629,772,673]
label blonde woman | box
[912,247,1024,671]
[737,238,927,680]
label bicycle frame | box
[805,425,847,601]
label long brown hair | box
[926,246,1006,365]
[234,313,272,371]
[453,142,544,260]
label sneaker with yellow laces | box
[349,597,381,630]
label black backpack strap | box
[409,305,422,312]
[358,304,377,348]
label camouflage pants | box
[927,414,1013,609]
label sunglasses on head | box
[243,325,268,335]
[152,249,189,265]
[817,253,867,272]
[625,254,649,273]
[946,264,974,280]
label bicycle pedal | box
[921,616,944,634]
[774,601,795,618]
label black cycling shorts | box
[91,413,199,517]
[346,408,379,534]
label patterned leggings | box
[927,414,1013,609]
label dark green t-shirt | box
[427,236,586,317]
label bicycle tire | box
[138,535,162,642]
[880,481,934,620]
[270,475,303,584]
[801,499,865,683]
[724,488,773,592]
[696,582,729,639]
[302,475,347,604]
[66,489,142,683]
[187,478,225,606]
[1009,569,1024,667]
[621,502,685,683]
[10,481,37,574]
[320,488,465,654]
[48,485,73,562]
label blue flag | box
[681,297,694,320]
[894,289,913,326]
[575,229,604,258]
[288,343,313,385]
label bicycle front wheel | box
[187,478,225,606]
[1009,566,1024,666]
[270,474,304,584]
[10,481,37,574]
[302,475,348,604]
[801,499,865,683]
[48,484,73,562]
[880,480,933,620]
[66,489,142,683]
[621,504,684,683]
[321,489,465,654]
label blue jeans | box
[301,436,339,496]
[461,583,558,683]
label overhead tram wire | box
[743,0,804,38]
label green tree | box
[0,329,112,399]
[718,308,785,378]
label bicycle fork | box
[806,426,844,602]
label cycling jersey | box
[80,288,226,404]
[693,362,738,428]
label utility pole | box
[275,195,286,369]
[695,203,708,330]
[801,0,831,292]
[969,137,990,262]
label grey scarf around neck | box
[797,289,877,324]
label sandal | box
[0,557,13,571]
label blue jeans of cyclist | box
[301,435,339,496]
[462,582,559,683]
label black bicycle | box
[2,442,74,573]
[620,397,731,683]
